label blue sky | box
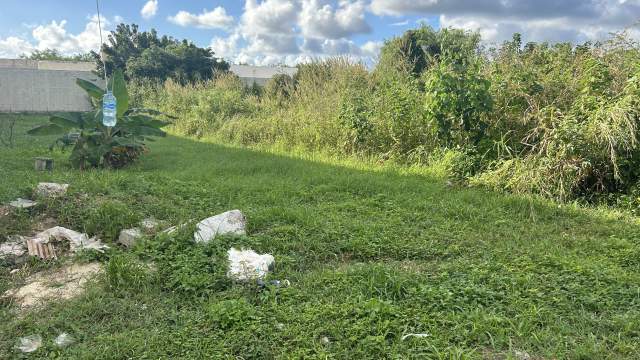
[0,1,637,66]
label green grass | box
[1,114,640,359]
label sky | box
[0,1,638,66]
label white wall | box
[0,60,98,113]
[0,59,297,113]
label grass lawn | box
[1,114,640,359]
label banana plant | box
[28,69,172,169]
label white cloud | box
[32,15,112,54]
[360,41,383,57]
[371,0,640,44]
[214,0,377,66]
[168,7,234,29]
[0,14,116,58]
[299,0,371,39]
[141,0,159,20]
[0,36,35,58]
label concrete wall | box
[0,59,98,113]
[0,59,297,113]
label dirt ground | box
[3,263,102,309]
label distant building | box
[0,59,297,113]
[230,64,297,86]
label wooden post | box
[34,157,54,171]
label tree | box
[377,25,482,77]
[20,49,93,62]
[92,24,229,83]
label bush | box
[133,27,640,207]
[28,69,170,169]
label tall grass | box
[132,28,640,208]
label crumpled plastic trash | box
[54,332,74,347]
[16,334,42,353]
[227,247,275,281]
[401,333,430,340]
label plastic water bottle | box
[102,91,117,127]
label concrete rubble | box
[8,198,37,209]
[118,228,143,248]
[194,210,246,243]
[34,182,69,198]
[227,247,275,281]
[0,237,27,264]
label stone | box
[0,237,27,263]
[514,350,531,360]
[227,247,274,281]
[35,182,69,198]
[140,218,160,234]
[194,210,246,243]
[118,228,143,247]
[9,198,37,209]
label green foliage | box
[106,253,151,292]
[27,69,170,169]
[134,27,640,204]
[263,73,295,105]
[3,115,640,358]
[93,24,229,83]
[84,200,141,242]
[377,25,481,77]
[206,299,257,330]
[423,58,493,147]
[20,48,93,62]
[150,232,232,296]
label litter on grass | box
[54,333,74,347]
[16,335,42,353]
[227,248,275,281]
[26,226,108,260]
[8,198,37,209]
[401,333,430,340]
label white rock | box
[35,182,69,198]
[118,228,143,247]
[140,218,160,234]
[194,210,246,243]
[0,238,26,260]
[227,247,274,281]
[9,198,37,209]
[514,350,531,360]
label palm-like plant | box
[28,69,171,169]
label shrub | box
[132,27,640,206]
[27,69,170,169]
